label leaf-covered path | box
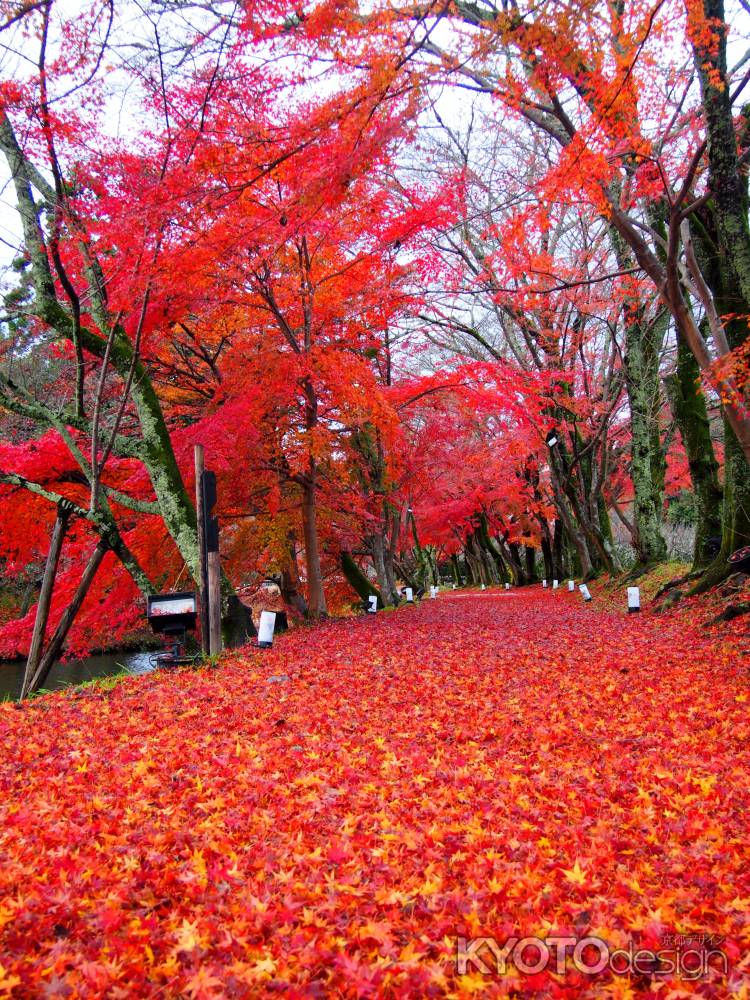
[0,590,748,998]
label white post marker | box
[367,595,378,614]
[627,587,641,613]
[505,582,510,590]
[405,587,414,603]
[452,583,457,590]
[579,583,592,602]
[568,580,575,592]
[553,579,559,589]
[430,586,437,599]
[542,579,548,588]
[258,610,276,648]
[481,584,486,591]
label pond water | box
[0,650,157,701]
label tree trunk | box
[463,543,479,585]
[549,471,595,578]
[694,0,750,309]
[384,506,401,598]
[539,520,554,580]
[598,496,616,566]
[665,339,723,570]
[281,531,308,616]
[369,530,399,604]
[301,469,327,616]
[524,545,537,583]
[22,508,69,698]
[341,550,382,607]
[26,539,109,696]
[552,520,565,580]
[689,193,750,584]
[692,421,750,592]
[623,319,668,563]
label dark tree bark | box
[665,338,723,570]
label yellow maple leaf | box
[250,957,276,979]
[174,919,203,953]
[0,963,21,997]
[561,859,587,885]
[191,849,208,889]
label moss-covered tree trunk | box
[622,316,668,564]
[341,551,382,607]
[686,0,750,591]
[665,339,723,570]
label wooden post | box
[21,507,69,698]
[194,445,209,654]
[201,466,222,657]
[208,550,222,655]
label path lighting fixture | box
[146,592,198,667]
[405,587,414,602]
[553,579,559,589]
[258,610,276,648]
[627,587,641,614]
[568,580,575,591]
[542,579,547,588]
[579,583,593,602]
[367,595,378,614]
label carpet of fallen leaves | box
[0,589,748,998]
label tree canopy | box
[0,0,749,657]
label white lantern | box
[505,582,510,590]
[481,583,486,591]
[542,579,548,588]
[553,579,559,589]
[430,586,437,599]
[579,583,592,602]
[367,595,378,614]
[627,587,641,613]
[405,587,414,603]
[568,580,575,591]
[258,610,276,648]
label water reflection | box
[0,650,156,701]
